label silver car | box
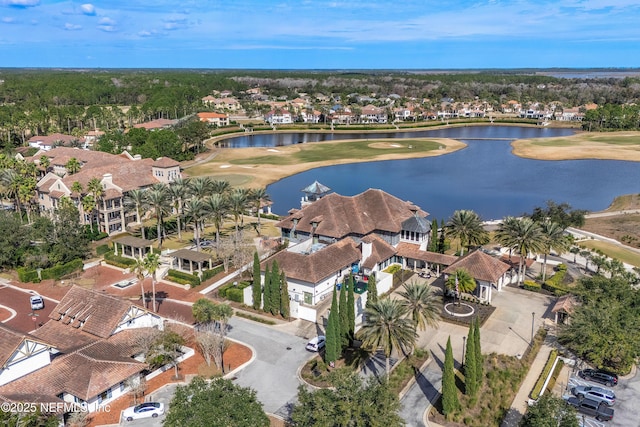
[571,385,616,406]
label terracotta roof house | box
[133,118,177,130]
[197,112,230,127]
[33,147,181,235]
[443,249,511,303]
[28,133,79,151]
[0,287,164,414]
[257,188,447,322]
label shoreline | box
[185,124,640,212]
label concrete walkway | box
[501,339,555,427]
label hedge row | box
[201,264,226,282]
[218,281,251,299]
[103,252,137,268]
[17,259,84,282]
[522,280,542,292]
[530,349,559,400]
[545,359,565,395]
[166,269,201,288]
[96,244,111,256]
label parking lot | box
[565,369,640,427]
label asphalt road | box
[226,316,314,419]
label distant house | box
[300,109,322,124]
[0,287,164,414]
[197,112,230,127]
[133,118,177,131]
[360,105,388,123]
[28,133,78,151]
[264,109,293,125]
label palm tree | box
[143,252,161,313]
[87,177,104,232]
[38,155,50,174]
[146,183,171,250]
[446,210,489,256]
[228,188,249,240]
[398,281,440,333]
[133,256,147,309]
[0,168,23,216]
[249,187,270,233]
[65,157,81,175]
[445,268,477,300]
[569,246,581,264]
[183,197,207,251]
[168,177,190,241]
[495,217,544,285]
[188,176,213,199]
[211,179,231,195]
[359,298,416,378]
[204,194,228,252]
[124,189,149,240]
[540,220,570,282]
[81,194,95,231]
[70,181,83,197]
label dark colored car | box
[578,368,618,387]
[564,396,614,421]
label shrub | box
[218,281,251,298]
[166,269,200,287]
[234,311,276,325]
[17,267,40,283]
[226,287,244,303]
[201,264,225,282]
[545,359,564,394]
[95,244,110,256]
[18,259,84,282]
[522,280,542,292]
[530,349,558,400]
[383,264,402,274]
[103,252,137,268]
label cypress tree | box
[339,283,349,348]
[262,264,271,313]
[428,218,439,252]
[347,275,355,342]
[366,274,378,308]
[438,219,446,253]
[270,261,281,315]
[252,252,262,310]
[442,336,460,418]
[279,270,289,318]
[464,321,477,397]
[324,286,339,364]
[474,317,483,387]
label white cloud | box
[98,17,115,25]
[80,4,96,16]
[1,16,14,23]
[2,0,39,7]
[64,22,82,31]
[97,16,116,32]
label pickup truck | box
[564,396,614,421]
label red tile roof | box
[264,239,361,284]
[443,249,510,283]
[396,242,459,266]
[276,188,428,240]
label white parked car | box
[29,295,44,310]
[306,335,326,352]
[122,402,165,421]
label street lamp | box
[531,312,536,344]
[462,336,466,367]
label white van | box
[29,295,44,310]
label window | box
[97,388,112,404]
[303,292,312,305]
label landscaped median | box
[529,348,565,402]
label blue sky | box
[1,0,639,69]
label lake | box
[223,126,640,220]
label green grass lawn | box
[578,240,640,267]
[230,138,445,165]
